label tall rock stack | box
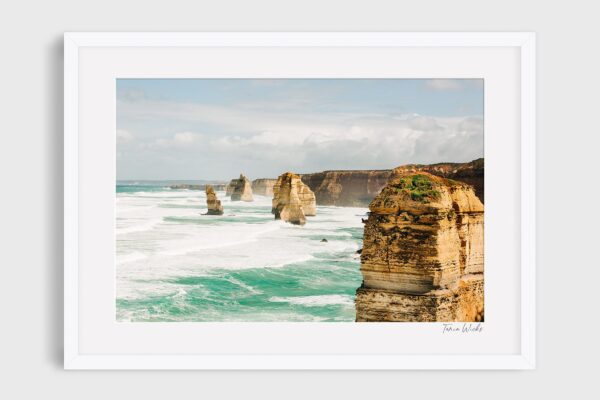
[251,178,277,196]
[230,174,254,202]
[271,172,316,225]
[204,185,224,215]
[355,171,484,322]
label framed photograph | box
[64,32,536,369]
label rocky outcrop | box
[271,172,316,225]
[204,185,224,215]
[252,178,277,197]
[300,170,392,207]
[355,170,484,322]
[230,174,254,202]
[299,159,484,207]
[394,158,484,203]
[225,180,236,196]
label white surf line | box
[268,294,355,307]
[157,222,284,256]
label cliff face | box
[230,174,254,202]
[271,172,316,225]
[299,159,484,207]
[355,171,484,322]
[204,185,224,215]
[300,170,392,207]
[252,178,277,197]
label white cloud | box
[173,132,200,144]
[116,129,134,143]
[425,79,463,90]
[154,132,203,148]
[202,113,483,170]
[117,98,483,179]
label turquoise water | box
[116,183,366,322]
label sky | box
[116,79,483,181]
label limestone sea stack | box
[251,178,277,196]
[230,174,254,202]
[204,185,224,215]
[225,179,236,196]
[355,171,484,322]
[271,172,316,225]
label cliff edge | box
[394,158,484,204]
[300,158,483,207]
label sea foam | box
[116,185,365,321]
[269,294,355,307]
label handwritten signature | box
[442,323,483,334]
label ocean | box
[116,182,367,322]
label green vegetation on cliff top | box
[393,175,441,203]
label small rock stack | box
[204,185,224,215]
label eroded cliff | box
[300,170,392,207]
[355,170,484,322]
[300,159,484,207]
[252,178,277,197]
[271,172,316,225]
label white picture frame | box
[64,32,536,370]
